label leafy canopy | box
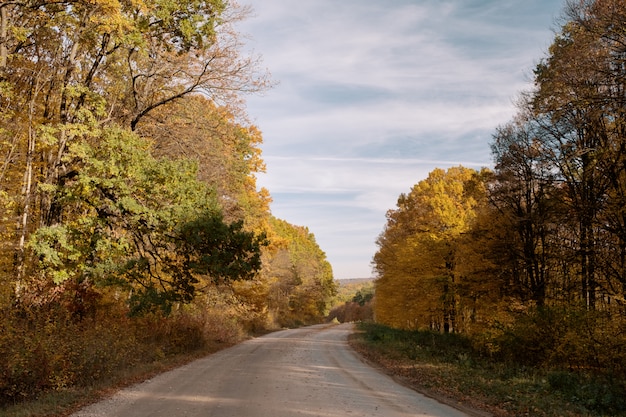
[29,126,267,314]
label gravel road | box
[71,323,470,417]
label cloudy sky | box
[236,0,565,279]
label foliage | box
[264,217,337,327]
[0,0,335,411]
[327,302,373,323]
[353,322,626,416]
[24,126,267,315]
[352,286,374,306]
[524,0,626,310]
[327,279,374,323]
[371,0,626,391]
[0,0,270,296]
[358,322,473,362]
[135,95,270,224]
[490,306,626,378]
[129,94,338,329]
[373,166,491,332]
[0,301,246,407]
[332,279,374,304]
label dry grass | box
[0,306,248,417]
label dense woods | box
[373,0,626,382]
[0,0,336,405]
[327,279,374,323]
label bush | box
[0,301,247,407]
[547,371,626,414]
[493,306,567,366]
[0,307,140,404]
[327,302,373,323]
[357,322,473,362]
[491,306,626,377]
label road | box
[71,323,470,417]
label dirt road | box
[71,323,470,417]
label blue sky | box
[236,0,565,279]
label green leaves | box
[29,125,267,314]
[29,225,77,284]
[149,0,226,51]
[178,216,267,283]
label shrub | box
[491,306,626,377]
[0,300,249,407]
[327,302,373,323]
[547,371,626,414]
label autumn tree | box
[529,0,626,309]
[463,0,626,372]
[0,1,342,405]
[134,93,278,328]
[135,95,270,226]
[26,126,266,315]
[489,116,565,306]
[373,166,489,332]
[0,0,269,292]
[264,217,337,327]
[372,0,626,376]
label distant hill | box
[334,279,375,304]
[337,278,375,286]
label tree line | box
[0,0,336,404]
[373,0,626,377]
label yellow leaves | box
[37,125,60,147]
[406,167,475,237]
[373,166,491,331]
[87,0,138,35]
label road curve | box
[71,323,469,417]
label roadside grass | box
[0,307,250,417]
[349,322,625,417]
[0,346,229,417]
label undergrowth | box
[351,322,626,417]
[0,304,249,417]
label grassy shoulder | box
[348,322,625,417]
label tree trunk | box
[0,4,7,70]
[15,87,37,288]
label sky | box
[236,0,565,280]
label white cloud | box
[237,0,564,279]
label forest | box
[0,0,337,405]
[373,0,626,382]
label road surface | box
[71,323,471,417]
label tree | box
[371,0,626,375]
[27,126,267,315]
[373,166,488,332]
[264,217,336,326]
[530,0,626,309]
[135,93,275,325]
[0,0,270,289]
[489,116,563,306]
[135,95,270,224]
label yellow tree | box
[373,166,487,332]
[264,217,336,327]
